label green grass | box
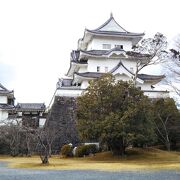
[0,148,179,171]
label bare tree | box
[21,126,36,156]
[35,127,58,164]
[154,113,171,151]
[153,98,180,151]
[0,118,58,163]
[0,118,36,156]
[165,35,180,97]
[132,32,168,85]
[36,128,49,164]
[0,118,22,156]
[44,127,58,157]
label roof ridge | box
[0,83,8,91]
[88,15,128,33]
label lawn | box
[0,148,180,171]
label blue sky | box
[0,0,180,105]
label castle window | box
[115,45,123,49]
[97,66,100,72]
[8,98,14,105]
[105,67,108,73]
[102,44,111,49]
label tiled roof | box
[110,61,165,81]
[75,72,104,78]
[0,83,8,91]
[80,48,125,56]
[86,15,144,37]
[80,49,150,58]
[0,104,14,110]
[16,103,46,111]
[75,69,164,82]
[0,90,13,95]
[94,14,127,32]
[137,74,165,81]
[110,61,126,73]
[126,51,152,58]
[86,29,144,37]
[0,83,13,95]
[70,50,88,63]
[80,50,108,56]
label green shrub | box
[86,144,98,154]
[75,145,87,157]
[60,144,73,157]
[75,144,98,157]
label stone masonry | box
[45,96,79,152]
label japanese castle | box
[54,14,168,101]
[0,83,15,121]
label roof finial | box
[110,12,113,18]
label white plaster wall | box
[121,59,137,73]
[56,88,83,97]
[81,80,89,89]
[139,83,152,91]
[115,74,132,82]
[87,40,93,50]
[88,58,119,72]
[88,58,137,73]
[0,110,8,121]
[78,66,88,73]
[100,19,126,32]
[144,91,169,98]
[0,96,7,104]
[115,76,154,92]
[39,118,46,127]
[87,37,132,51]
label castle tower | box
[55,14,168,99]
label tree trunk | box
[111,140,126,156]
[40,153,49,164]
[112,147,125,156]
[48,144,52,157]
[26,141,32,157]
[166,141,171,151]
[42,155,49,164]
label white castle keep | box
[52,14,168,105]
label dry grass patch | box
[0,148,180,171]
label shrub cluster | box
[75,144,98,157]
[0,141,10,154]
[60,144,73,157]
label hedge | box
[60,144,73,157]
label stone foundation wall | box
[45,96,79,153]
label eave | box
[78,50,151,64]
[110,61,165,84]
[73,72,104,84]
[0,104,15,110]
[66,61,88,77]
[137,74,165,84]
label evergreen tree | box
[77,74,155,155]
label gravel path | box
[0,162,179,180]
